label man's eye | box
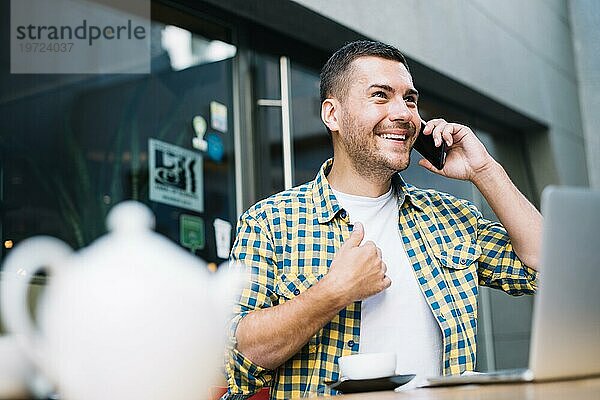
[405,96,417,104]
[372,91,387,99]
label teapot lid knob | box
[106,201,155,232]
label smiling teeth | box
[381,133,406,140]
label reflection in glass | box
[161,25,237,71]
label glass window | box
[1,2,238,266]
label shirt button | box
[339,209,347,219]
[347,340,355,348]
[293,288,300,296]
[460,259,467,265]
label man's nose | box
[388,98,412,122]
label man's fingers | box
[424,118,455,148]
[423,118,445,135]
[441,124,454,146]
[432,122,447,147]
[382,275,392,289]
[344,221,364,247]
[418,157,443,172]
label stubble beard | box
[339,113,412,182]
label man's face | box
[334,56,421,178]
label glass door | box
[253,53,330,198]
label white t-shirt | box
[332,187,442,387]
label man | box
[224,40,542,399]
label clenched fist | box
[323,222,391,304]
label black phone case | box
[413,123,446,170]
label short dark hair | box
[319,40,410,105]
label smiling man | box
[224,40,542,399]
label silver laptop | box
[426,186,600,386]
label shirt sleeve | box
[224,212,277,398]
[467,202,538,295]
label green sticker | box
[180,214,205,252]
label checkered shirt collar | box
[311,158,426,224]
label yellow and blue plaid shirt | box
[225,159,537,399]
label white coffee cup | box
[338,352,397,380]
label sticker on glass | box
[192,115,208,151]
[213,218,232,259]
[210,101,228,132]
[206,132,224,162]
[149,139,203,212]
[180,214,205,252]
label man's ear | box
[321,99,340,133]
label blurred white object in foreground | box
[0,335,34,399]
[1,201,243,400]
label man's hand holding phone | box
[416,119,496,182]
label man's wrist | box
[315,274,351,310]
[470,158,503,187]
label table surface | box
[312,376,600,400]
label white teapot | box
[1,201,241,400]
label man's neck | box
[327,158,393,197]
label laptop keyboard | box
[424,368,532,387]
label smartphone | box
[413,121,447,170]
